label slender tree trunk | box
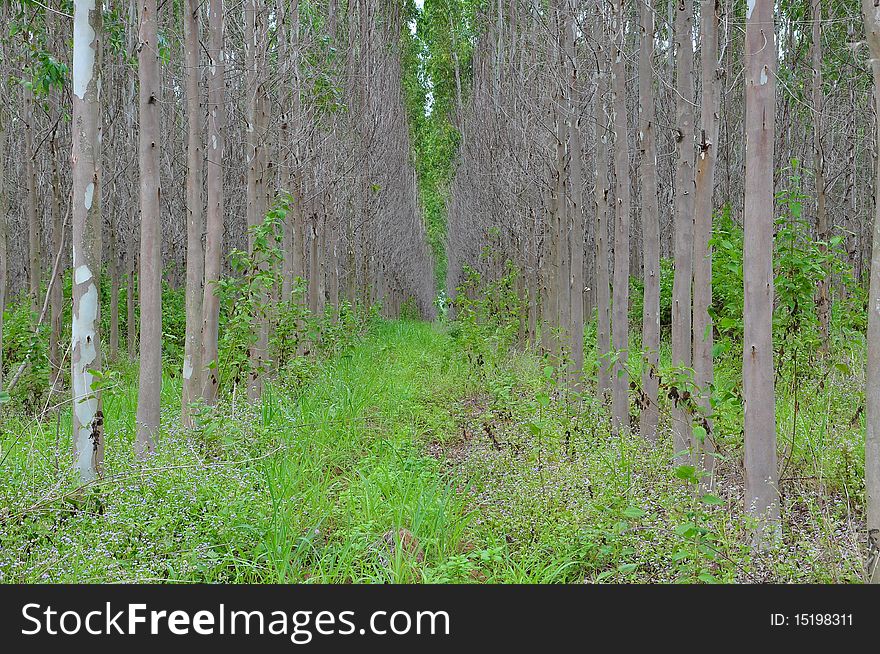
[638,0,660,440]
[245,0,269,401]
[127,245,137,359]
[71,0,105,481]
[566,0,584,389]
[49,126,65,385]
[610,0,632,433]
[693,0,722,484]
[202,0,225,405]
[182,0,204,426]
[0,107,7,395]
[108,208,119,363]
[861,0,880,584]
[281,1,302,302]
[671,0,696,464]
[593,0,611,403]
[812,0,830,352]
[743,0,780,540]
[135,0,162,456]
[24,83,40,315]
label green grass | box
[0,317,869,583]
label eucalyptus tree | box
[671,0,696,463]
[71,0,104,481]
[565,0,585,389]
[610,0,632,433]
[812,0,830,351]
[861,0,880,583]
[201,0,225,406]
[743,0,780,538]
[692,0,722,481]
[181,0,203,427]
[638,0,660,439]
[135,0,162,456]
[593,0,611,403]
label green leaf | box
[675,522,697,538]
[543,365,555,379]
[535,392,550,408]
[0,391,10,404]
[700,494,724,506]
[617,563,638,574]
[673,465,696,481]
[622,506,645,519]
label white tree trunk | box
[71,0,105,481]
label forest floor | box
[0,319,868,583]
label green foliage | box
[629,257,674,333]
[401,0,478,288]
[452,259,523,375]
[216,197,288,389]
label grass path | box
[259,319,475,582]
[1,318,866,583]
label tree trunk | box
[202,0,225,406]
[861,0,880,584]
[24,83,40,315]
[0,105,7,395]
[182,0,204,427]
[693,0,722,485]
[71,0,105,481]
[127,245,137,359]
[638,0,660,440]
[245,0,269,401]
[812,0,830,351]
[610,0,632,433]
[49,126,65,386]
[566,0,584,389]
[135,0,162,456]
[743,0,780,540]
[593,0,611,403]
[671,0,696,464]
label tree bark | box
[0,102,7,394]
[638,0,660,440]
[24,83,40,315]
[182,0,204,426]
[812,0,830,352]
[71,0,105,481]
[861,0,880,584]
[743,0,780,540]
[202,0,225,406]
[49,125,65,385]
[135,0,162,456]
[610,0,632,433]
[566,0,584,389]
[245,0,269,401]
[693,0,722,484]
[593,0,611,403]
[671,0,696,464]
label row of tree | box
[0,1,436,477]
[440,0,876,567]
